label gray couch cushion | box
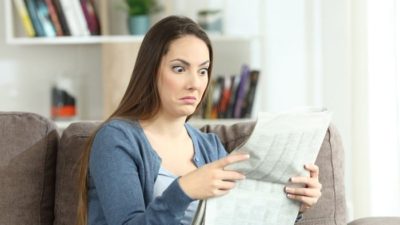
[0,112,58,225]
[298,124,346,225]
[54,122,100,225]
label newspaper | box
[192,109,331,225]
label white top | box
[153,167,199,225]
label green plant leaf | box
[121,0,160,16]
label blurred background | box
[1,0,400,221]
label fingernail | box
[285,187,293,192]
[287,194,293,198]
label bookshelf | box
[5,0,112,43]
[4,0,262,121]
[5,34,256,45]
[5,0,257,45]
[4,35,143,45]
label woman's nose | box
[186,71,201,90]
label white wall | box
[264,0,400,219]
[319,0,354,219]
[261,0,355,220]
[367,0,400,216]
[351,0,371,219]
[262,0,308,111]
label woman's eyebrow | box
[170,59,210,67]
[199,60,210,66]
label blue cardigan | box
[88,119,227,225]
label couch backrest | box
[0,112,58,225]
[55,121,347,225]
[54,122,100,225]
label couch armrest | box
[348,217,400,225]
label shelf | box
[6,35,144,45]
[6,34,257,45]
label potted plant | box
[122,0,159,35]
[197,9,223,34]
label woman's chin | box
[177,109,197,117]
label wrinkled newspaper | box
[192,109,332,225]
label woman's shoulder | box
[91,118,158,159]
[106,117,138,127]
[93,118,143,142]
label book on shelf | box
[52,0,70,35]
[14,0,35,37]
[242,70,260,118]
[218,76,232,118]
[197,65,260,119]
[36,0,56,37]
[80,0,101,35]
[59,0,83,36]
[13,0,101,37]
[24,0,46,36]
[233,65,251,118]
[45,0,64,36]
[71,0,91,36]
[225,74,240,118]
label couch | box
[1,112,399,225]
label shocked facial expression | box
[156,35,210,118]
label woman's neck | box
[139,114,188,138]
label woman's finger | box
[215,180,237,190]
[217,170,246,181]
[304,164,319,178]
[214,153,250,168]
[286,194,318,207]
[285,187,321,198]
[213,189,230,197]
[290,176,321,189]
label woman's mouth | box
[179,96,197,104]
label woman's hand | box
[178,153,249,200]
[284,164,322,212]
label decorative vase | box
[128,15,150,35]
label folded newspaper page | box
[193,109,331,225]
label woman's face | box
[156,35,210,119]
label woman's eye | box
[172,66,185,73]
[199,68,208,76]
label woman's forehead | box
[163,35,209,62]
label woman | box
[77,16,322,225]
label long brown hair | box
[76,16,213,225]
